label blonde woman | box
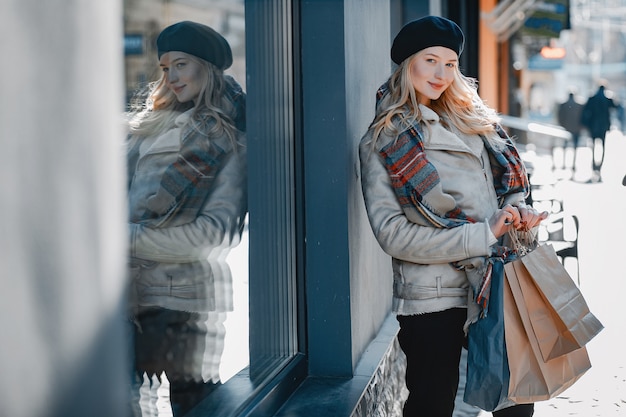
[359,16,547,417]
[126,21,246,416]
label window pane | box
[245,0,301,383]
[123,1,249,415]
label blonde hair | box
[369,52,503,149]
[128,55,239,145]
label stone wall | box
[352,338,408,417]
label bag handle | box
[507,228,539,256]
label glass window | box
[123,1,303,415]
[123,2,251,415]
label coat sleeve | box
[359,136,496,264]
[130,138,248,262]
[501,192,527,208]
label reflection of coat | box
[127,110,247,313]
[359,105,525,317]
[581,87,616,139]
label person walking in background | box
[616,100,625,134]
[359,16,548,417]
[581,83,616,182]
[125,21,247,416]
[557,92,584,174]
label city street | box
[470,129,626,416]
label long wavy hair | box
[128,54,239,146]
[369,52,504,149]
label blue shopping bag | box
[464,259,515,411]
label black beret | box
[391,16,465,65]
[157,21,233,70]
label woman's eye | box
[176,62,186,69]
[161,67,169,73]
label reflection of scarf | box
[132,117,230,228]
[376,83,529,319]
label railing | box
[499,115,572,141]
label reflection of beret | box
[157,21,233,70]
[391,16,464,65]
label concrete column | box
[0,2,128,416]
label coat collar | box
[418,104,474,154]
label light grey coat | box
[359,105,524,317]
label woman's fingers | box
[489,207,517,238]
[502,204,522,228]
[516,206,549,230]
[491,205,549,237]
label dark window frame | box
[190,1,309,415]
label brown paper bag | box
[503,264,591,403]
[514,244,603,361]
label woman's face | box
[159,51,204,105]
[409,46,458,105]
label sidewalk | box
[463,130,626,416]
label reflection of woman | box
[126,21,246,416]
[359,17,547,417]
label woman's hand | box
[515,203,549,231]
[488,203,548,238]
[488,204,520,238]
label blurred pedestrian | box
[359,16,547,417]
[125,21,247,416]
[581,84,617,181]
[557,92,584,173]
[616,101,625,134]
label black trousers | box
[397,309,534,417]
[133,307,213,416]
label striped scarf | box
[379,120,529,229]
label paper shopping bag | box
[504,265,591,403]
[464,259,515,412]
[515,244,603,361]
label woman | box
[126,21,247,416]
[359,16,547,417]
